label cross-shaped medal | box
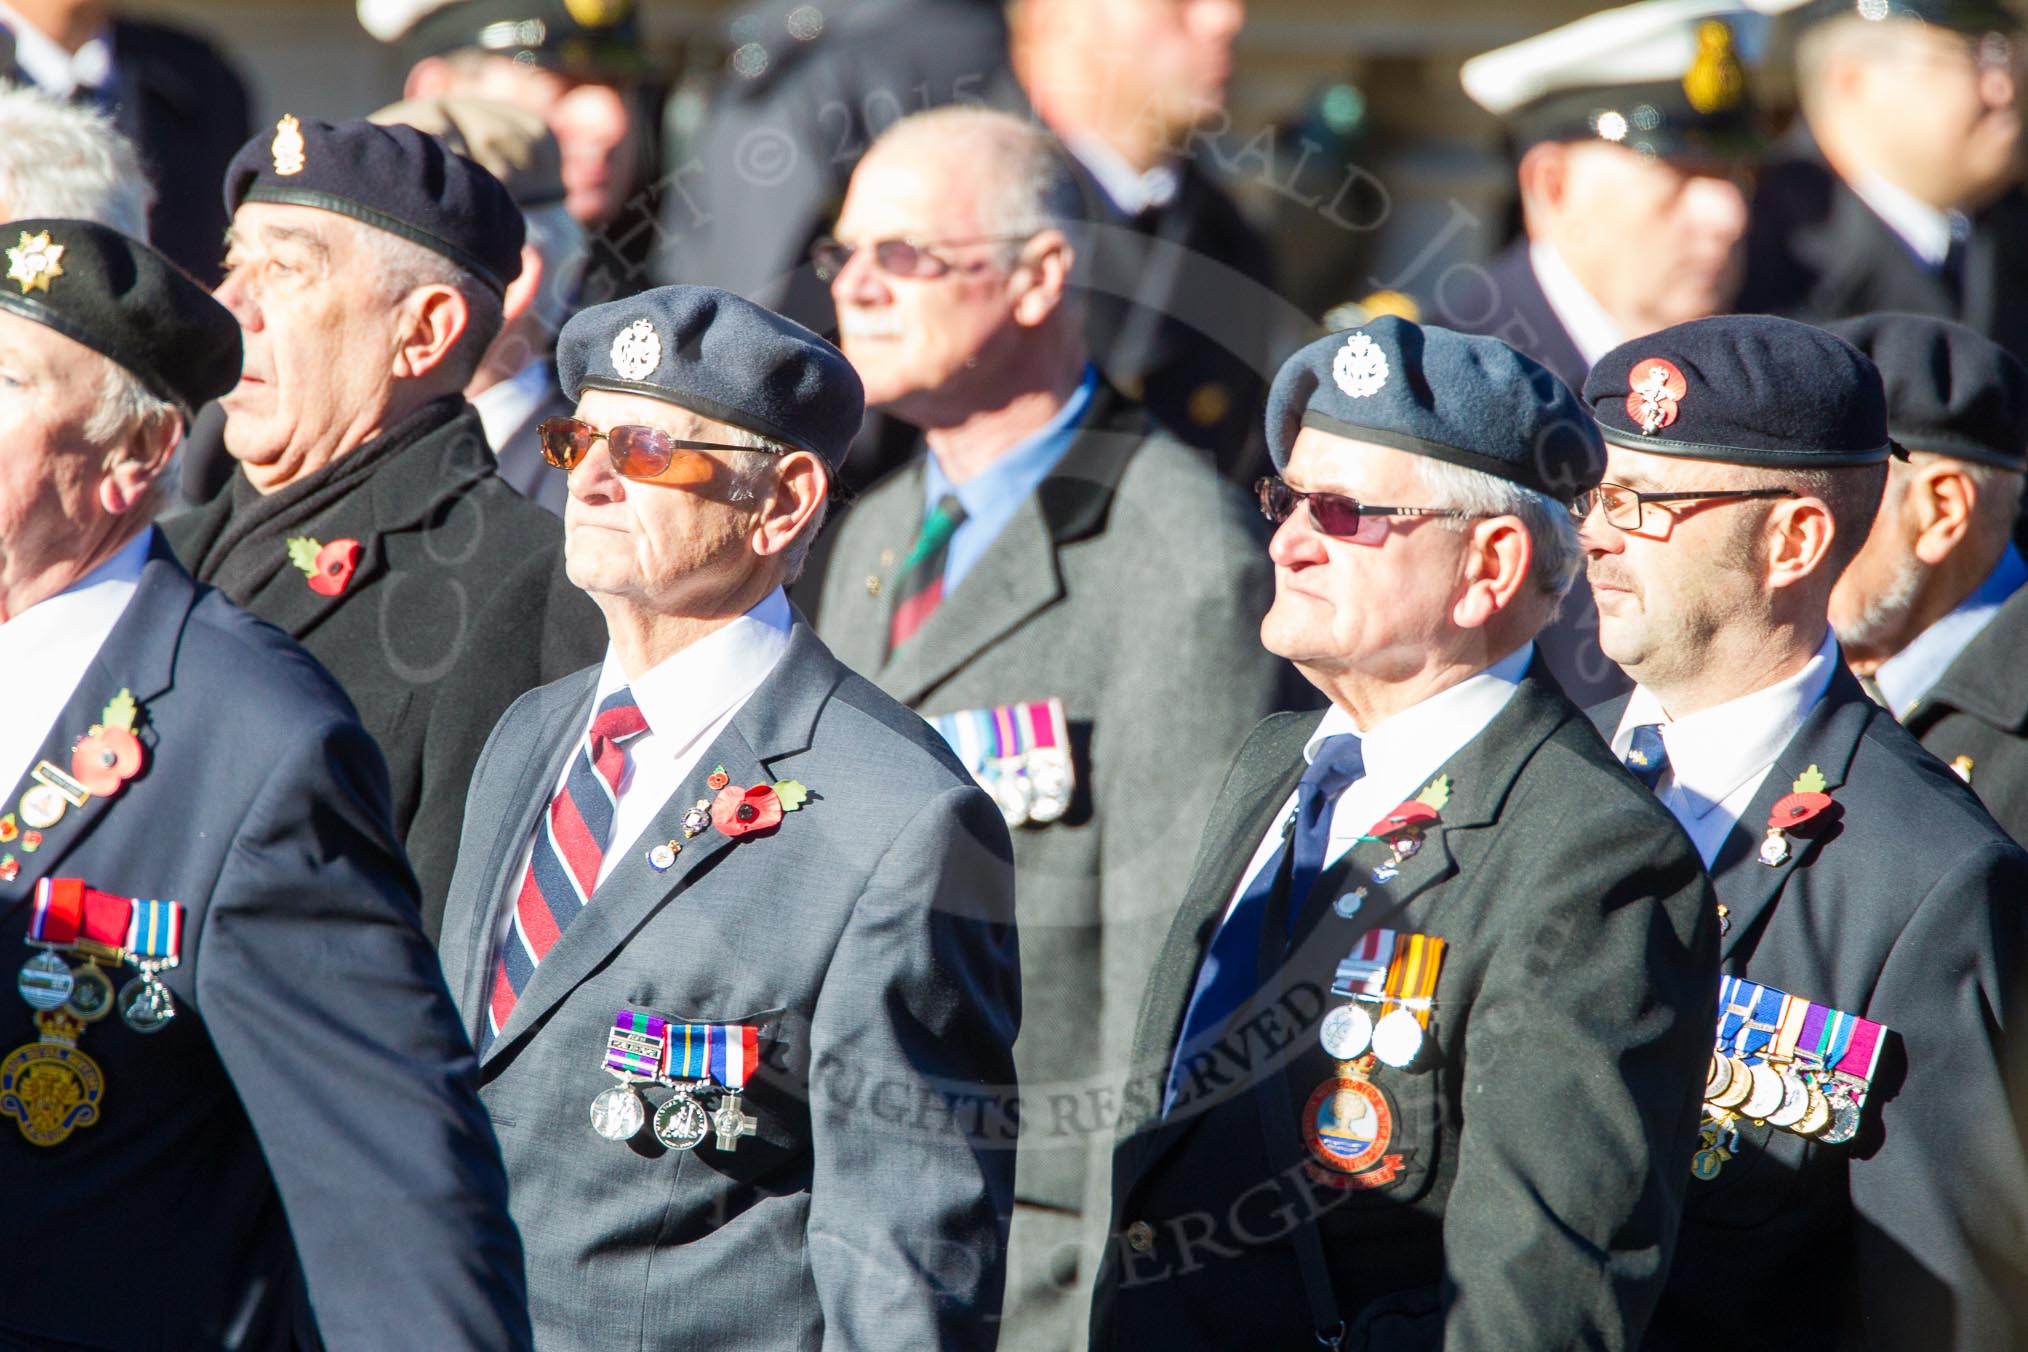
[712,1093,757,1151]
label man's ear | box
[96,412,183,516]
[1765,495,1838,591]
[1516,141,1570,215]
[750,451,829,561]
[1010,229,1073,328]
[390,285,472,381]
[1910,459,1978,566]
[1452,515,1534,629]
[502,242,544,330]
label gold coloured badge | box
[1683,20,1745,115]
[0,1010,105,1147]
[272,115,306,177]
[564,0,631,26]
[5,231,63,294]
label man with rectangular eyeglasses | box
[1093,316,1717,1351]
[1577,313,2028,1350]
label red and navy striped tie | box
[486,687,649,1046]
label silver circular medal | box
[117,976,176,1034]
[1765,1067,1812,1128]
[18,950,73,1010]
[1820,1100,1862,1145]
[652,1092,710,1150]
[1704,1052,1735,1102]
[1370,1008,1425,1068]
[1741,1061,1787,1120]
[589,1083,647,1141]
[18,784,65,830]
[1711,1057,1754,1110]
[64,963,115,1022]
[989,772,1031,829]
[1319,1004,1373,1061]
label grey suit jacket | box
[811,387,1294,1228]
[491,375,572,519]
[437,624,1020,1352]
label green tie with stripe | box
[887,494,967,652]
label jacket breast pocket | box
[643,1006,800,1164]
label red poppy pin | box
[1760,765,1836,866]
[1361,775,1450,879]
[711,778,810,840]
[287,535,362,597]
[70,689,146,797]
[1626,357,1687,435]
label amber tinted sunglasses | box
[538,417,769,485]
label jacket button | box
[1125,1221,1155,1252]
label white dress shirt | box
[1873,544,2027,719]
[1611,630,1838,866]
[1065,132,1182,219]
[1850,171,1964,271]
[472,361,554,454]
[1213,644,1534,928]
[1530,239,1627,371]
[491,589,794,962]
[0,1,113,98]
[0,529,151,792]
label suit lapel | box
[0,536,196,912]
[481,627,837,1065]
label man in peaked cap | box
[1092,317,1718,1350]
[1741,0,2028,362]
[164,116,604,938]
[0,221,529,1349]
[1438,0,1767,710]
[1577,313,2028,1349]
[1829,312,2028,842]
[434,284,1021,1350]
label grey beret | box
[558,285,865,466]
[1266,316,1605,503]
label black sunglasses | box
[1255,477,1478,544]
[538,417,769,485]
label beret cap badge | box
[5,231,63,294]
[610,318,660,382]
[1331,332,1390,399]
[1627,357,1687,434]
[1682,20,1744,116]
[271,115,306,177]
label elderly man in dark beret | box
[1577,314,2028,1349]
[0,221,529,1349]
[1825,313,2028,842]
[1092,317,1717,1350]
[164,115,604,936]
[435,283,1021,1351]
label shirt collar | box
[594,588,794,745]
[0,2,113,96]
[1617,629,1838,820]
[4,526,151,627]
[1065,133,1181,218]
[1528,239,1626,370]
[1875,543,2028,718]
[925,364,1099,515]
[1850,171,1963,270]
[1303,642,1534,773]
[471,361,554,453]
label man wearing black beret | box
[1827,312,2028,842]
[1093,317,1717,1349]
[434,283,1020,1350]
[0,221,530,1349]
[165,115,605,936]
[1578,313,2028,1349]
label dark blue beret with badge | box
[1584,315,1895,467]
[0,219,240,416]
[557,284,865,466]
[224,115,524,295]
[1826,313,2028,471]
[1265,315,1606,503]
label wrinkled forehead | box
[225,201,351,262]
[837,143,986,240]
[1283,426,1426,495]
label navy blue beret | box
[1585,315,1893,467]
[1265,316,1605,503]
[0,219,240,416]
[558,285,865,466]
[1827,313,2028,471]
[224,116,524,295]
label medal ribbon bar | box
[1384,934,1446,1030]
[1331,929,1398,999]
[126,900,183,963]
[666,1023,758,1087]
[30,879,134,951]
[605,1009,668,1079]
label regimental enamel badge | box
[6,231,63,294]
[1302,1072,1404,1190]
[1626,358,1687,434]
[611,318,661,381]
[1682,20,1745,115]
[1332,331,1390,399]
[271,115,306,176]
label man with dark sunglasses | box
[805,104,1289,1351]
[435,282,1021,1352]
[1093,316,1717,1350]
[1577,314,2028,1349]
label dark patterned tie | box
[887,493,967,652]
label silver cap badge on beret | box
[610,318,659,381]
[1332,332,1390,399]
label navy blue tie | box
[1625,724,1669,790]
[1163,735,1365,1113]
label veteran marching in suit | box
[805,107,1289,1349]
[436,284,1022,1351]
[1092,319,1718,1350]
[0,222,529,1350]
[1827,313,2028,844]
[1577,315,2028,1348]
[164,116,604,933]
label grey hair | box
[353,223,506,389]
[1412,455,1585,603]
[520,200,586,336]
[0,81,152,235]
[722,426,830,583]
[84,353,179,450]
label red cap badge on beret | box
[1626,358,1687,434]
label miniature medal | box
[64,960,114,1023]
[1319,1004,1373,1061]
[589,1082,648,1142]
[593,1009,669,1142]
[711,1092,758,1151]
[117,978,175,1035]
[1764,1067,1812,1129]
[116,899,183,1034]
[652,1091,710,1150]
[17,951,71,1011]
[1369,1007,1425,1069]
